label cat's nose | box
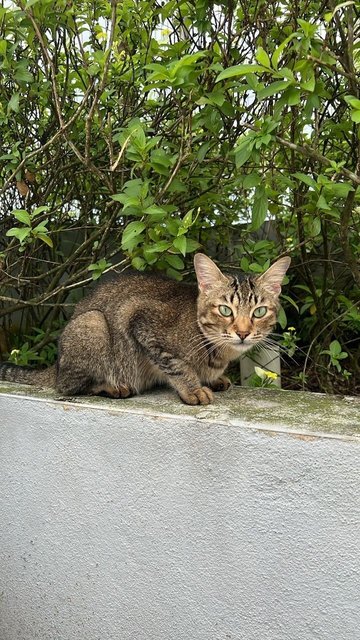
[237,331,250,342]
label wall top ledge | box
[1,381,359,441]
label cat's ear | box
[258,256,291,296]
[194,254,227,292]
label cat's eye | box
[219,305,232,317]
[253,306,268,318]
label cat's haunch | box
[0,253,290,405]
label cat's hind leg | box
[56,310,130,397]
[209,375,231,392]
[91,382,133,398]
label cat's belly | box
[117,348,228,394]
[136,359,168,392]
[134,358,225,392]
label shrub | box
[1,0,359,393]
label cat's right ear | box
[257,256,291,296]
[194,254,227,292]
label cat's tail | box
[0,362,56,388]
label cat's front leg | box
[209,375,232,393]
[129,309,214,405]
[176,382,214,406]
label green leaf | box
[297,18,317,37]
[255,46,270,68]
[234,138,254,168]
[111,194,141,210]
[87,63,100,77]
[6,227,31,244]
[317,194,332,211]
[286,87,301,106]
[310,217,321,237]
[277,306,287,329]
[344,95,360,110]
[32,223,49,234]
[166,219,180,236]
[207,90,225,106]
[301,72,315,92]
[165,254,184,270]
[36,233,53,248]
[240,257,249,271]
[216,64,266,82]
[14,67,33,83]
[197,141,211,162]
[32,206,49,217]
[12,210,31,226]
[144,241,171,253]
[121,221,146,249]
[87,258,111,279]
[166,266,183,281]
[185,238,201,253]
[257,80,291,100]
[281,294,299,312]
[173,235,186,256]
[131,256,147,271]
[182,209,193,228]
[111,193,127,203]
[350,110,360,123]
[293,172,317,189]
[251,184,268,230]
[325,182,354,198]
[243,173,261,188]
[246,73,259,91]
[144,205,167,217]
[8,93,20,114]
[271,34,299,69]
[329,340,342,356]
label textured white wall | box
[0,386,359,640]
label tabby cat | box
[0,253,290,405]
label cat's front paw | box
[180,386,214,406]
[210,375,231,392]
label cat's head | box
[194,253,291,353]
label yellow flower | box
[254,366,278,380]
[265,370,278,380]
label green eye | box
[253,306,268,318]
[219,305,232,317]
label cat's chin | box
[232,340,257,353]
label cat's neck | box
[201,334,239,369]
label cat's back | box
[73,272,198,318]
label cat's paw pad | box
[210,375,231,392]
[180,386,214,406]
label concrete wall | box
[0,383,359,640]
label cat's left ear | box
[258,256,291,296]
[194,253,227,292]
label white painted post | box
[240,344,282,387]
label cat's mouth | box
[214,334,257,351]
[233,339,254,350]
[203,331,261,352]
[230,335,264,351]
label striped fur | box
[1,254,290,405]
